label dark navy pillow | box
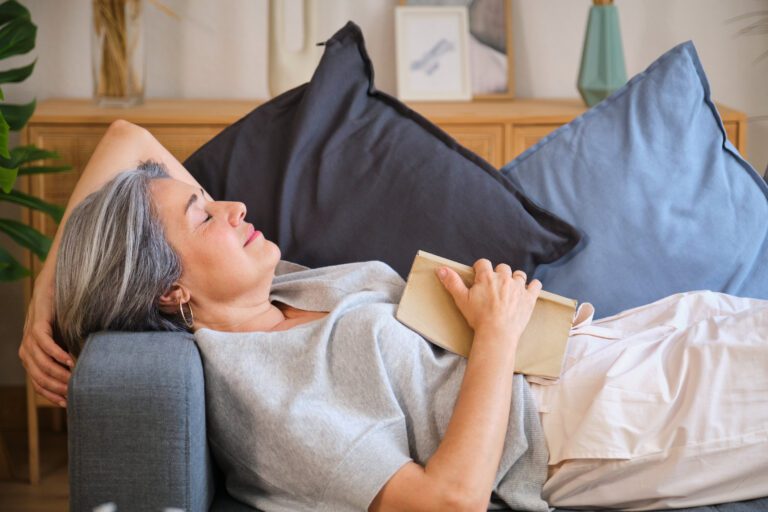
[184,22,580,277]
[501,41,768,318]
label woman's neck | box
[192,298,287,333]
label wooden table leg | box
[26,375,40,484]
[0,432,11,479]
[51,408,64,433]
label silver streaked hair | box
[54,160,187,357]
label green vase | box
[577,0,627,107]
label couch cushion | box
[501,41,768,318]
[184,22,580,278]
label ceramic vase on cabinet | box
[577,0,627,107]
[268,0,322,98]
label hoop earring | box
[179,301,194,328]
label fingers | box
[31,345,72,387]
[477,259,532,285]
[473,258,493,277]
[30,376,68,407]
[20,273,69,407]
[527,278,543,292]
[19,332,72,404]
[450,259,541,295]
[24,315,73,367]
[21,355,69,406]
[26,350,70,399]
[436,267,469,300]
[38,330,74,368]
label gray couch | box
[67,332,222,511]
[68,332,768,512]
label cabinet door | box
[509,124,561,159]
[440,124,504,168]
[723,122,743,155]
[25,126,106,243]
[148,126,224,163]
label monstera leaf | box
[0,0,71,281]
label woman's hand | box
[437,258,541,342]
[19,267,73,407]
[371,260,542,512]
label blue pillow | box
[501,41,768,319]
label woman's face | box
[149,178,281,304]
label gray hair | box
[54,160,187,357]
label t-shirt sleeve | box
[317,417,413,511]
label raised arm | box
[19,120,205,406]
[369,260,541,512]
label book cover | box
[396,250,577,379]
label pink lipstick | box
[245,226,261,246]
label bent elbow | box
[106,119,148,139]
[106,118,132,133]
[444,487,489,512]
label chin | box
[261,241,282,272]
[267,239,281,262]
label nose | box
[224,201,246,226]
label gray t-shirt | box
[195,260,549,512]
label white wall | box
[1,0,767,385]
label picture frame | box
[399,0,515,100]
[395,6,472,101]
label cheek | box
[171,233,218,275]
[182,231,249,277]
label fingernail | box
[58,400,67,408]
[67,360,74,367]
[436,268,447,279]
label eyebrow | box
[184,188,206,215]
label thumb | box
[436,267,467,301]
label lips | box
[244,225,261,246]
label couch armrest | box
[68,331,215,512]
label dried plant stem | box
[93,0,142,98]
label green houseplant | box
[0,0,69,281]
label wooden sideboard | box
[22,97,747,248]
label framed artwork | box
[399,0,515,100]
[395,6,472,101]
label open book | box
[396,251,577,379]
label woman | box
[20,121,768,511]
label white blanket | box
[529,290,768,510]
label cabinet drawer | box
[441,124,504,168]
[509,124,561,158]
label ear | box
[158,283,192,315]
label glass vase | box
[92,0,145,107]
